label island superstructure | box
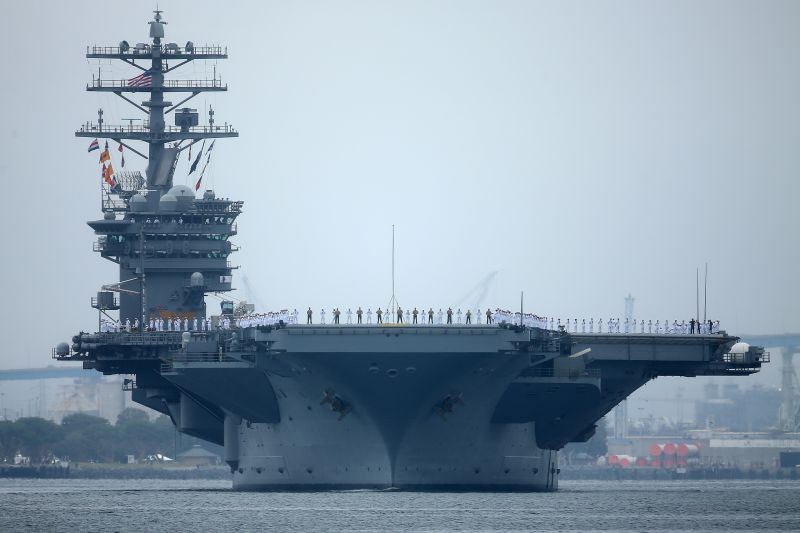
[55,12,768,491]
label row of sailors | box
[99,312,721,335]
[99,310,295,333]
[304,309,720,334]
[307,307,504,325]
[562,317,720,334]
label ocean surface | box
[0,478,798,532]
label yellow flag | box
[103,162,114,184]
[99,149,110,164]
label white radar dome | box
[729,342,750,354]
[159,194,178,212]
[168,184,196,199]
[167,184,196,210]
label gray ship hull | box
[124,324,762,491]
[228,350,556,491]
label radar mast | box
[76,10,237,196]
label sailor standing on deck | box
[486,309,492,324]
[357,307,363,324]
[346,308,352,324]
[413,307,419,324]
[446,308,453,324]
[376,308,383,324]
[321,308,326,324]
[307,307,313,324]
[367,308,372,324]
[465,309,472,324]
[397,307,404,324]
[429,308,434,324]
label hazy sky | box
[0,0,798,374]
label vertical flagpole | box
[703,263,708,323]
[696,268,700,325]
[386,225,398,323]
[392,225,395,321]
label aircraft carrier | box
[55,12,768,491]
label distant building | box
[176,445,219,467]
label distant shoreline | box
[561,465,800,481]
[0,463,231,480]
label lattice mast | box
[76,10,237,196]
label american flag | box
[127,71,153,87]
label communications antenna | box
[386,225,399,323]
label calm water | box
[0,478,798,532]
